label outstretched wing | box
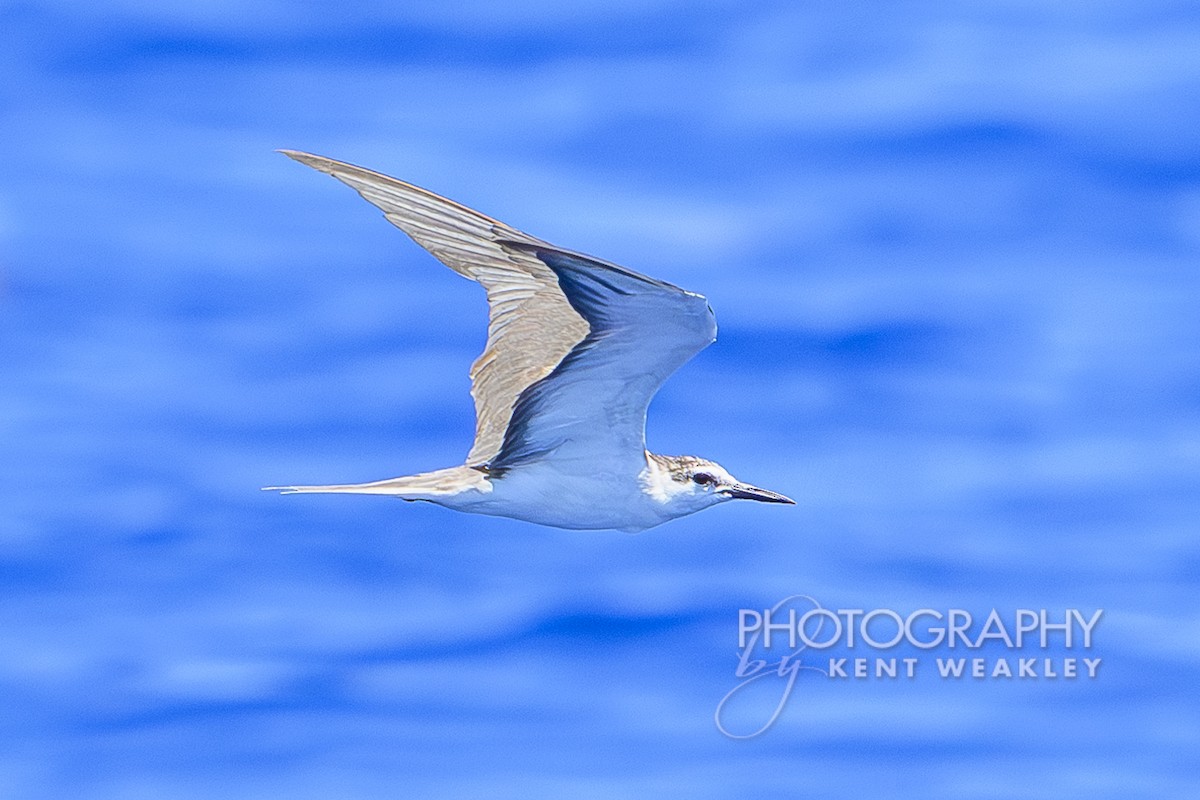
[489,243,717,476]
[281,151,588,465]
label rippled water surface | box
[2,2,1198,797]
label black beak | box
[721,483,795,504]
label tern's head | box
[646,454,794,516]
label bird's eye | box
[694,472,715,486]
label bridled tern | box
[265,151,793,531]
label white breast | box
[441,461,679,532]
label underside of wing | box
[490,244,717,475]
[281,151,588,465]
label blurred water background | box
[2,1,1198,797]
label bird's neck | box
[639,452,691,505]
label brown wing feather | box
[280,151,589,465]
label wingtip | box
[277,149,334,172]
[261,485,298,494]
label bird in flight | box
[265,151,793,531]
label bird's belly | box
[452,469,668,532]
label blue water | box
[2,2,1198,797]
